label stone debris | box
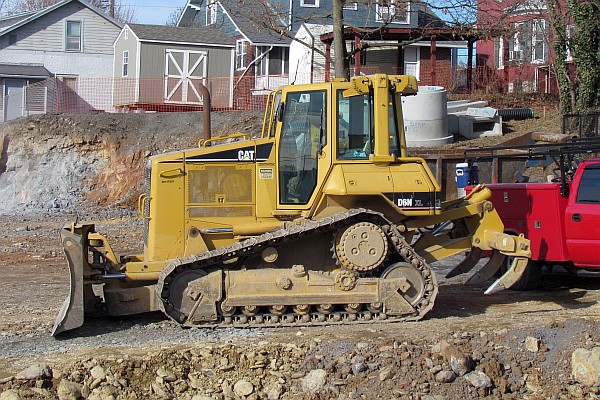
[301,369,327,394]
[525,336,540,353]
[572,347,600,386]
[464,370,493,388]
[15,364,52,381]
[233,379,254,397]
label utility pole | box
[110,0,115,17]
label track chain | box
[156,208,438,328]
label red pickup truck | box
[465,140,600,289]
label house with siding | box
[0,0,122,121]
[113,24,234,111]
[476,0,557,94]
[179,0,291,109]
[178,0,474,100]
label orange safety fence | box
[15,67,510,117]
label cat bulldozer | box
[53,74,531,336]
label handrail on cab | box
[198,133,251,148]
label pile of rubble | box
[1,319,598,399]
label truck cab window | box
[389,92,400,156]
[337,90,373,159]
[278,90,326,204]
[576,166,600,204]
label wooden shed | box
[113,24,234,111]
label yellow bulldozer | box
[53,74,531,336]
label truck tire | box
[499,257,542,291]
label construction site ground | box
[0,98,599,399]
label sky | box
[126,0,189,25]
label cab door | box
[565,162,600,267]
[277,89,328,207]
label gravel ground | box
[1,109,599,399]
[0,215,599,399]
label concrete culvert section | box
[402,86,452,147]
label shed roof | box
[127,23,234,46]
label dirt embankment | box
[0,111,263,216]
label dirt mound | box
[0,111,263,215]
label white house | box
[0,0,122,121]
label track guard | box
[52,224,101,336]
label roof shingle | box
[0,63,52,78]
[128,23,234,46]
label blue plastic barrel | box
[456,162,469,197]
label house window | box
[236,40,248,70]
[343,2,358,10]
[508,27,524,62]
[256,47,269,76]
[403,46,419,80]
[376,0,409,24]
[532,20,548,62]
[9,34,17,45]
[124,28,129,40]
[256,46,289,76]
[65,20,82,51]
[566,24,575,61]
[123,51,129,77]
[206,0,216,25]
[301,0,319,7]
[508,19,548,64]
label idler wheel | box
[381,262,426,306]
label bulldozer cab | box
[272,75,415,210]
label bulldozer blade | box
[445,247,483,278]
[52,224,99,336]
[52,235,86,336]
[485,257,529,294]
[465,250,505,285]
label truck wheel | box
[498,257,542,291]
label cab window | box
[389,92,400,156]
[278,90,326,204]
[336,90,373,159]
[576,165,600,204]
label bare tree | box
[165,6,185,26]
[0,0,11,14]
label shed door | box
[165,49,207,104]
[4,79,25,121]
